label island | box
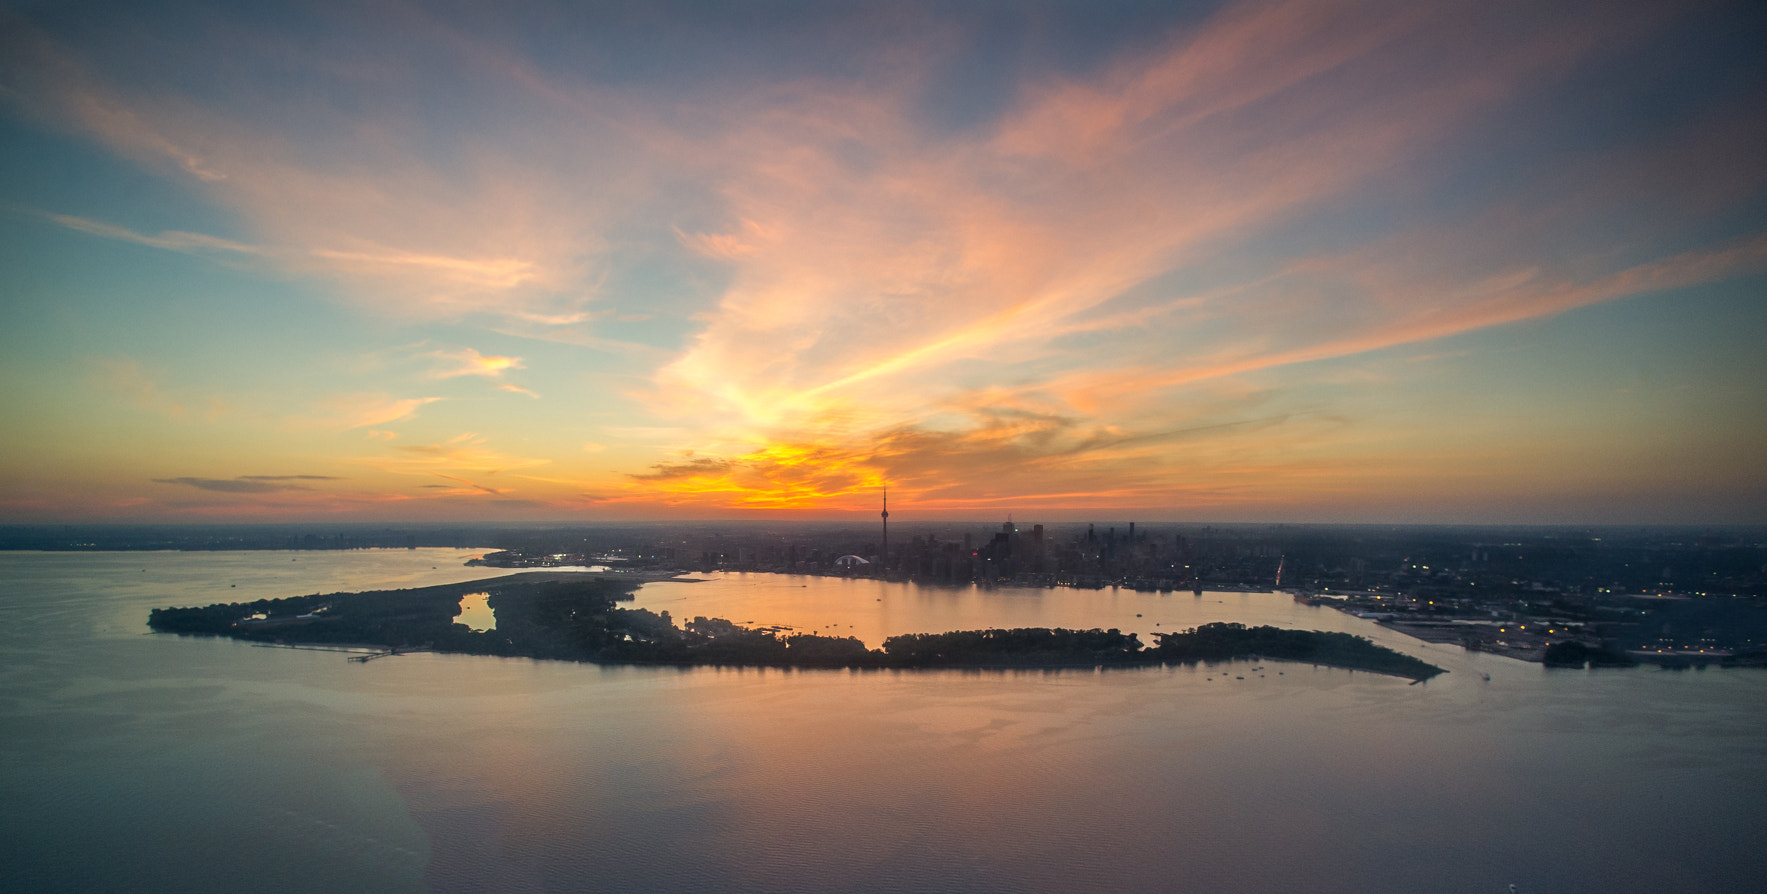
[147,573,1445,681]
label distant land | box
[146,574,1446,681]
[14,519,1765,668]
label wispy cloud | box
[0,23,228,181]
[422,346,540,397]
[89,356,187,419]
[426,474,509,496]
[357,432,549,480]
[45,213,264,256]
[310,248,538,291]
[487,323,671,360]
[674,220,773,259]
[427,347,524,380]
[630,456,737,482]
[1047,232,1767,407]
[293,394,443,431]
[1,19,622,320]
[153,475,338,493]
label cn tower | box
[880,488,889,571]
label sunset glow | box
[2,0,1763,523]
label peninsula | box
[148,574,1445,680]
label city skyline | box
[2,0,1764,525]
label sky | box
[0,0,1764,525]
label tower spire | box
[881,487,890,573]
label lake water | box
[2,550,1763,893]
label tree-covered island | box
[148,573,1445,680]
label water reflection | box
[3,552,1763,894]
[630,572,1391,657]
[453,592,496,632]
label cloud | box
[295,394,443,430]
[629,457,736,482]
[487,323,671,359]
[0,23,228,181]
[427,346,524,379]
[44,213,265,257]
[153,476,336,493]
[344,396,442,429]
[603,426,689,440]
[673,220,774,259]
[13,0,1764,519]
[430,474,509,496]
[615,398,1308,512]
[1039,232,1767,409]
[509,310,596,326]
[1,19,627,320]
[651,0,1617,432]
[613,0,1755,514]
[89,356,187,419]
[310,248,538,291]
[356,432,550,479]
[423,346,539,397]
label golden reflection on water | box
[629,573,1392,654]
[453,592,495,632]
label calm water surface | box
[2,551,1763,893]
